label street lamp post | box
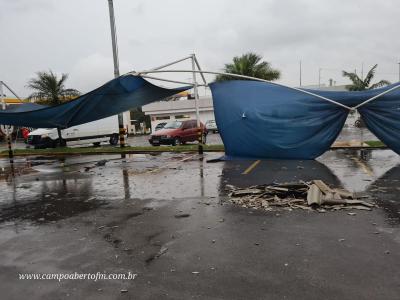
[107,0,125,148]
[398,62,400,82]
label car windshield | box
[164,121,182,129]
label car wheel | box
[172,137,180,146]
[109,134,119,145]
[53,139,66,148]
[93,142,101,147]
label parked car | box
[149,120,207,146]
[155,122,167,131]
[20,127,30,143]
[28,115,119,149]
[205,120,218,133]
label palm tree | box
[342,64,390,91]
[27,71,80,105]
[215,52,281,82]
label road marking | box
[242,160,261,175]
[350,157,374,176]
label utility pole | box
[398,62,400,82]
[191,54,203,155]
[318,68,321,88]
[107,0,125,148]
[361,62,364,80]
[299,60,302,87]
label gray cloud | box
[0,0,399,97]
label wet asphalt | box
[0,149,399,300]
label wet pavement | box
[0,149,399,299]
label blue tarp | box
[3,74,400,160]
[0,75,189,128]
[210,80,400,159]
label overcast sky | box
[1,0,399,97]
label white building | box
[142,96,215,132]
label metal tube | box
[193,55,207,85]
[150,55,193,71]
[133,69,353,110]
[107,0,125,148]
[140,75,200,86]
[318,68,321,88]
[299,60,302,87]
[1,81,21,100]
[353,83,400,109]
[398,62,400,82]
[192,55,203,154]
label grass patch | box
[0,144,225,157]
[364,140,386,147]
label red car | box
[149,120,207,146]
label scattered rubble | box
[226,180,376,212]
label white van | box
[28,115,120,148]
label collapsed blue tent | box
[210,80,400,159]
[2,70,400,160]
[0,75,189,128]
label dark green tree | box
[342,64,390,91]
[27,70,80,105]
[215,52,280,82]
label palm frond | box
[215,52,280,82]
[363,64,377,86]
[26,70,80,105]
[368,80,391,90]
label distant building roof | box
[143,97,213,115]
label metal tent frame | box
[126,55,400,111]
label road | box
[0,149,398,299]
[0,125,377,151]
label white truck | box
[27,115,120,148]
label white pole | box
[318,68,321,88]
[354,83,400,109]
[299,60,302,87]
[191,54,203,154]
[150,55,192,71]
[1,81,21,100]
[107,0,125,147]
[193,55,207,85]
[398,62,400,82]
[191,55,200,126]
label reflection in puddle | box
[0,178,105,224]
[0,150,399,227]
[367,165,400,225]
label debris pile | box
[226,180,375,212]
